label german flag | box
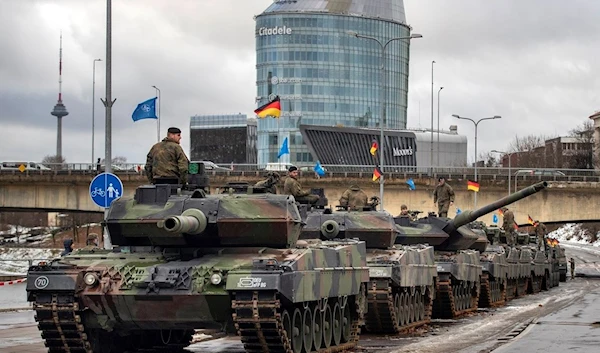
[467,180,480,192]
[370,140,378,156]
[527,215,535,225]
[372,167,382,181]
[254,96,281,118]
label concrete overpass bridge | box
[1,172,599,226]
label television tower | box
[50,32,68,159]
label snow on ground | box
[548,223,600,247]
[0,248,61,276]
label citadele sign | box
[258,25,293,36]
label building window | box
[269,134,278,146]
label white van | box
[0,162,51,171]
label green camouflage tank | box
[395,181,549,319]
[26,166,369,353]
[300,198,437,335]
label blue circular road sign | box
[89,172,124,208]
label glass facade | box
[255,0,412,166]
[190,114,257,164]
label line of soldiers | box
[255,167,381,210]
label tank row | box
[26,164,565,353]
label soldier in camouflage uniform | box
[145,127,190,185]
[339,184,368,210]
[501,207,516,246]
[398,204,409,217]
[533,220,547,250]
[283,166,320,204]
[254,172,280,194]
[433,177,455,217]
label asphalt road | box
[1,243,598,353]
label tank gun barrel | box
[445,181,547,233]
[160,209,207,235]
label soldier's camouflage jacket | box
[145,137,189,183]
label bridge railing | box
[1,163,599,182]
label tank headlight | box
[210,273,222,285]
[84,272,99,286]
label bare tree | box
[42,155,66,169]
[478,151,499,167]
[566,120,594,169]
[507,134,557,168]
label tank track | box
[506,277,529,300]
[478,274,506,308]
[232,290,361,353]
[33,292,93,353]
[432,279,480,319]
[364,280,432,334]
[33,292,193,353]
[528,274,543,294]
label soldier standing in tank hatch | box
[398,204,409,217]
[533,220,547,250]
[501,207,516,246]
[433,177,455,218]
[254,171,280,194]
[145,127,189,185]
[339,184,368,210]
[283,166,320,204]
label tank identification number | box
[237,276,267,288]
[34,276,50,289]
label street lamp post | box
[491,149,513,196]
[452,114,502,208]
[92,58,101,168]
[152,85,161,141]
[430,61,435,174]
[437,86,444,166]
[347,31,423,210]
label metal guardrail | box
[1,163,599,181]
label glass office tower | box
[255,0,413,166]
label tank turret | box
[396,181,548,251]
[300,210,397,249]
[106,190,303,248]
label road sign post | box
[89,172,123,249]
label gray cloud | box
[0,0,599,165]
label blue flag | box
[456,208,462,215]
[492,214,498,224]
[406,178,416,190]
[314,161,326,177]
[277,137,289,158]
[132,97,157,122]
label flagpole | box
[152,86,160,142]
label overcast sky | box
[0,0,598,165]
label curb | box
[0,278,26,286]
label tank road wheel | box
[291,308,304,353]
[312,305,323,350]
[409,294,416,323]
[417,294,425,321]
[341,302,352,343]
[282,309,292,344]
[322,303,333,348]
[302,306,313,353]
[332,302,342,346]
[403,293,410,325]
[394,293,402,327]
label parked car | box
[192,161,233,172]
[514,169,566,177]
[0,162,50,171]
